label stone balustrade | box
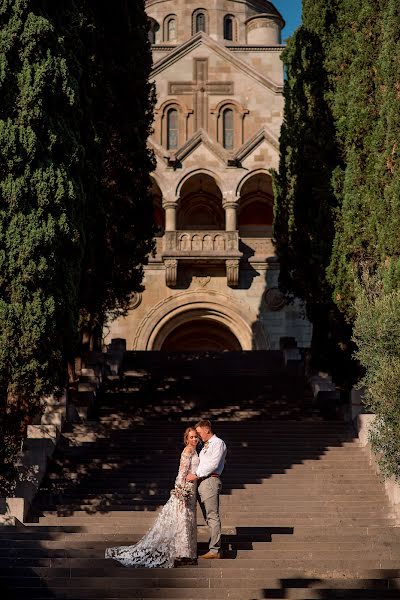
[161,231,242,288]
[163,230,240,256]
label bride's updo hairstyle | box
[184,427,198,446]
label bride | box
[105,427,200,568]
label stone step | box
[36,507,392,518]
[2,589,399,600]
[2,548,397,561]
[3,557,400,569]
[34,517,394,529]
[3,539,400,551]
[32,501,388,513]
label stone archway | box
[160,318,242,351]
[133,290,269,351]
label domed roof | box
[248,1,285,24]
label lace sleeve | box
[175,451,191,486]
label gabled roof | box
[174,129,230,164]
[151,32,283,95]
[148,126,279,169]
[233,126,279,162]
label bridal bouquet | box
[171,482,194,501]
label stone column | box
[223,193,238,231]
[163,201,177,232]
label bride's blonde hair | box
[183,427,198,445]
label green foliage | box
[0,0,85,414]
[327,0,384,320]
[354,275,400,479]
[273,3,355,384]
[77,1,156,333]
[0,0,155,480]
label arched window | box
[167,18,177,42]
[164,15,177,42]
[223,108,234,150]
[196,12,206,32]
[224,15,234,41]
[167,108,178,150]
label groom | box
[186,419,227,559]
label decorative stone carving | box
[164,231,240,254]
[264,287,286,311]
[247,18,275,32]
[226,259,239,288]
[164,259,178,288]
[193,276,211,288]
[129,292,143,310]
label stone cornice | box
[153,44,285,53]
[151,32,284,94]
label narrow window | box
[223,108,234,150]
[167,108,178,150]
[167,18,177,42]
[196,13,206,33]
[224,16,234,41]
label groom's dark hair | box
[195,419,212,432]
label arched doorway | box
[160,319,242,351]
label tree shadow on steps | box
[28,418,359,521]
[0,533,58,600]
[196,526,295,558]
[259,570,400,599]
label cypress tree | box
[0,0,85,414]
[327,0,384,319]
[77,0,156,346]
[273,0,354,383]
[351,0,400,480]
[0,1,156,483]
[0,0,87,484]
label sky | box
[273,0,302,41]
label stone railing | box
[163,230,240,256]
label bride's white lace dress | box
[105,450,199,568]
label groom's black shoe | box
[199,551,221,559]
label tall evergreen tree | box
[327,0,384,320]
[0,0,156,481]
[0,0,85,417]
[77,0,156,346]
[351,0,400,480]
[273,0,354,382]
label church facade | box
[106,0,312,352]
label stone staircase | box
[1,352,400,599]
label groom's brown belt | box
[198,473,220,482]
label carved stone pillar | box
[165,259,178,288]
[226,259,239,288]
[223,192,238,231]
[163,201,177,232]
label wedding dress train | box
[105,450,199,568]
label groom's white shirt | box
[196,434,227,478]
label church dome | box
[145,0,284,46]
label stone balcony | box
[162,230,242,288]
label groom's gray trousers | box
[198,476,222,553]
